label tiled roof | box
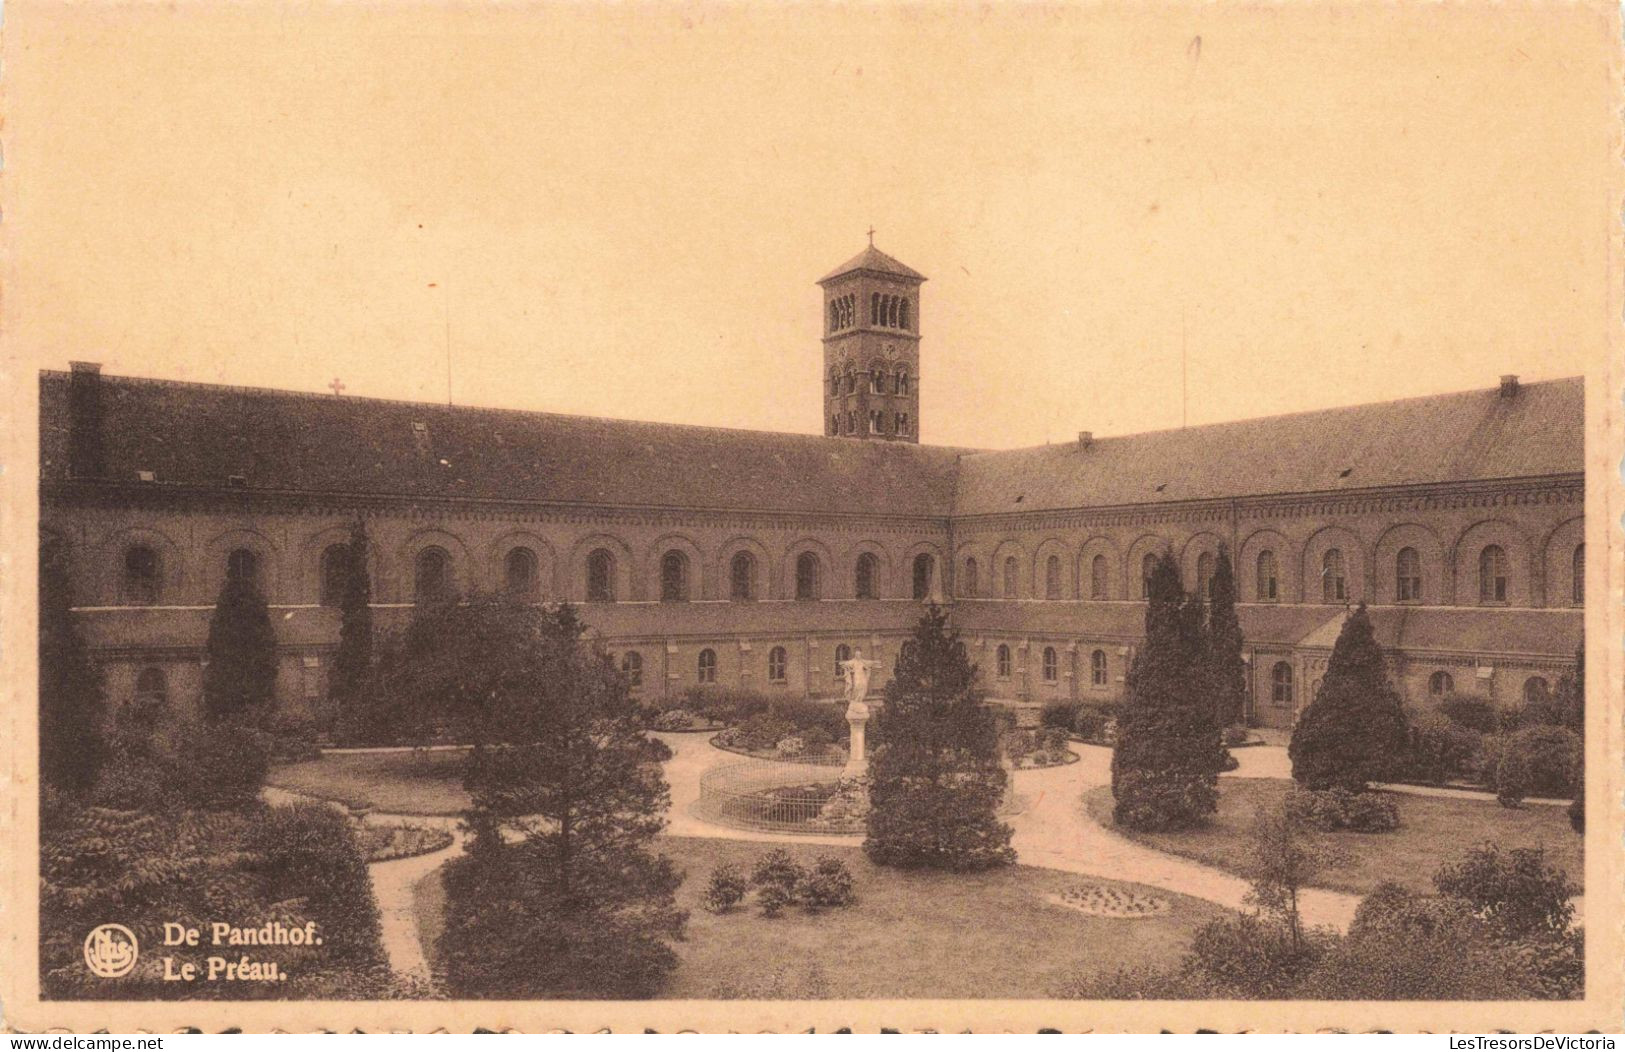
[39,372,965,517]
[817,245,927,285]
[952,377,1583,516]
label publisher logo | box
[84,923,139,978]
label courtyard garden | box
[410,835,1230,1000]
[270,747,470,815]
[1084,777,1582,898]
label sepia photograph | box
[2,0,1620,1035]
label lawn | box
[269,748,471,815]
[410,835,1231,999]
[1084,778,1583,897]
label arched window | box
[1429,670,1454,697]
[1091,554,1109,600]
[912,553,935,600]
[697,648,717,684]
[1396,547,1422,602]
[1478,545,1508,603]
[1041,646,1058,682]
[844,369,856,395]
[855,553,879,600]
[1002,556,1019,598]
[768,646,788,683]
[834,643,851,679]
[828,369,840,398]
[795,552,821,601]
[1572,544,1584,606]
[896,412,910,435]
[1322,549,1346,603]
[1045,555,1063,599]
[505,547,539,601]
[962,557,979,598]
[1140,553,1158,599]
[1271,662,1294,705]
[123,545,161,605]
[870,293,880,325]
[729,552,757,601]
[226,547,260,589]
[1257,550,1278,601]
[830,415,840,436]
[869,409,885,434]
[320,544,349,607]
[896,369,910,396]
[871,369,886,394]
[899,298,910,330]
[996,644,1012,678]
[415,547,451,603]
[829,301,840,333]
[1090,649,1108,686]
[888,296,900,327]
[659,550,689,602]
[1523,676,1550,706]
[621,651,643,689]
[846,411,856,434]
[586,548,615,602]
[1197,552,1215,601]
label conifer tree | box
[1110,552,1226,830]
[429,597,686,998]
[1205,548,1249,729]
[1288,603,1408,792]
[865,604,1015,871]
[39,539,107,795]
[202,567,278,719]
[329,519,373,713]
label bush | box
[1219,752,1240,772]
[1041,701,1083,731]
[1222,724,1251,748]
[651,708,697,732]
[724,713,798,753]
[1288,605,1409,792]
[1405,707,1484,784]
[1495,725,1581,807]
[1186,914,1324,1000]
[248,803,387,967]
[795,856,856,911]
[176,721,272,811]
[750,849,806,917]
[1438,693,1499,734]
[701,864,749,913]
[767,697,849,743]
[1072,701,1121,742]
[1285,788,1400,833]
[1433,844,1576,940]
[684,686,770,726]
[775,736,807,758]
[800,725,835,752]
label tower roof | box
[817,244,927,285]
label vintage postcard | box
[1,0,1621,1035]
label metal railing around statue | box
[692,754,863,836]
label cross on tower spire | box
[867,226,876,246]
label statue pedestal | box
[843,699,871,780]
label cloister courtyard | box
[265,731,1583,999]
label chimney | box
[1499,374,1520,399]
[1077,430,1094,450]
[67,361,105,478]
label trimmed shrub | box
[775,736,807,758]
[1405,707,1484,785]
[701,864,749,913]
[1222,724,1250,748]
[800,725,835,752]
[1041,701,1083,731]
[1438,693,1499,734]
[1495,725,1581,807]
[795,856,856,911]
[684,687,771,726]
[1072,702,1121,743]
[651,708,697,732]
[751,849,806,917]
[767,697,849,743]
[724,714,798,753]
[1285,788,1400,833]
[1289,605,1408,792]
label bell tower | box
[818,238,925,442]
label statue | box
[838,648,884,779]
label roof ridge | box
[958,375,1584,458]
[40,368,984,454]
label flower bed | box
[354,822,456,863]
[1048,883,1171,918]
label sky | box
[3,2,1613,449]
